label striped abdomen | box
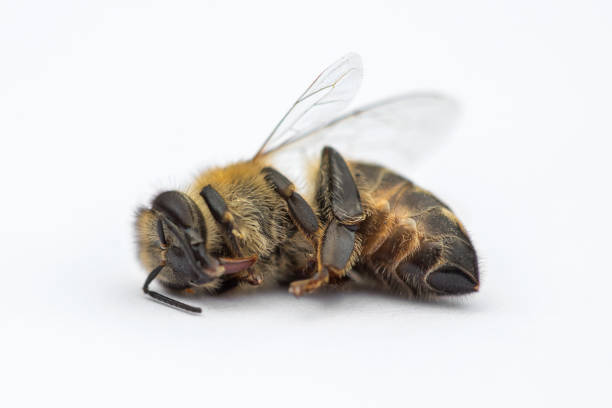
[349,162,479,297]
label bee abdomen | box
[350,162,479,297]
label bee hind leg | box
[288,146,366,296]
[288,219,359,295]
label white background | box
[2,1,611,407]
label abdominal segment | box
[348,162,479,297]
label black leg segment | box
[200,184,243,252]
[289,147,365,295]
[262,167,319,235]
[200,185,230,225]
[320,219,356,271]
[320,146,365,225]
[199,184,263,285]
[317,147,364,273]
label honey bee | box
[135,53,479,313]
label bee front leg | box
[200,185,262,286]
[287,146,366,296]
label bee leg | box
[200,185,244,249]
[289,146,366,296]
[318,146,365,225]
[262,167,319,237]
[261,167,324,291]
[289,219,358,296]
[199,185,262,285]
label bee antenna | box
[142,265,202,314]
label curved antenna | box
[142,265,202,314]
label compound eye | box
[152,191,208,244]
[153,191,196,229]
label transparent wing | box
[254,53,363,158]
[263,93,460,185]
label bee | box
[135,53,479,313]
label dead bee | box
[135,53,479,313]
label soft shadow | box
[140,280,483,318]
[227,284,479,315]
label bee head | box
[137,191,222,313]
[136,190,257,313]
[156,190,228,278]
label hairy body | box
[134,54,479,314]
[136,152,478,301]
